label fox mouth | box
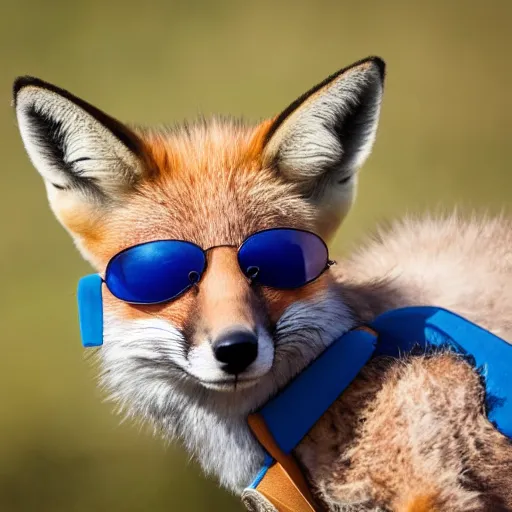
[197,375,262,391]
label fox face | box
[13,57,384,489]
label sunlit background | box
[1,1,511,510]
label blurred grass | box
[1,0,511,510]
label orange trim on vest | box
[248,413,321,511]
[256,462,316,512]
[356,325,377,336]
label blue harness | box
[77,274,512,495]
[247,307,512,495]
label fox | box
[12,56,512,511]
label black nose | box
[213,328,258,375]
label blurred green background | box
[1,1,511,511]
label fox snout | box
[186,247,274,388]
[195,247,263,340]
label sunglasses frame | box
[103,227,336,305]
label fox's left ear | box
[263,57,385,236]
[13,76,145,210]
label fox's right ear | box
[262,57,385,238]
[13,77,145,211]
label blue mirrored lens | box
[238,229,328,289]
[105,240,206,304]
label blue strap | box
[77,274,104,348]
[258,306,512,457]
[259,328,377,455]
[370,306,512,438]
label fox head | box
[13,57,384,469]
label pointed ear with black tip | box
[13,77,145,211]
[262,57,385,238]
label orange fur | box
[402,494,439,512]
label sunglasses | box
[103,228,335,305]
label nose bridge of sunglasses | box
[204,246,249,285]
[198,246,262,337]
